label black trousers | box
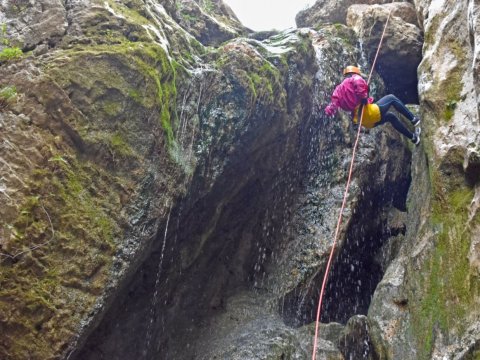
[375,95,415,139]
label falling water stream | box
[144,203,172,356]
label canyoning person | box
[324,65,421,145]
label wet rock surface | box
[75,26,413,359]
[337,315,377,359]
[346,2,423,103]
[0,0,479,359]
[165,0,249,46]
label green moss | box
[52,155,117,246]
[332,23,355,46]
[243,59,282,105]
[105,0,149,25]
[0,47,22,62]
[131,45,181,151]
[316,23,356,49]
[110,132,134,158]
[442,77,463,122]
[411,168,477,359]
[128,89,142,102]
[424,15,442,47]
[0,149,122,358]
[247,75,257,98]
[1,23,9,46]
[102,100,123,116]
[175,47,196,67]
[278,55,289,68]
[5,152,119,252]
[0,85,17,109]
[0,85,17,99]
[214,51,229,69]
[189,38,205,55]
[133,50,178,147]
[78,2,153,45]
[180,11,197,23]
[441,40,466,122]
[298,39,310,57]
[202,0,215,13]
[47,42,179,150]
[445,100,457,121]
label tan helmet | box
[343,65,361,76]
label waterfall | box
[144,203,172,356]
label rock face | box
[75,23,414,359]
[0,0,67,50]
[378,0,480,358]
[346,2,423,103]
[166,0,249,45]
[0,1,479,360]
[295,0,398,28]
[297,1,424,103]
[0,1,192,357]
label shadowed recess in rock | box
[281,154,411,327]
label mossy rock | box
[45,42,180,161]
[409,162,479,358]
[0,150,124,359]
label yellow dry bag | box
[353,104,381,129]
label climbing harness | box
[311,10,393,360]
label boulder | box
[169,0,249,46]
[347,2,420,28]
[346,3,423,103]
[295,0,398,28]
[337,315,378,359]
[367,258,417,359]
[0,0,67,50]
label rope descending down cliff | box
[312,11,393,359]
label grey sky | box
[223,0,314,31]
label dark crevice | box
[75,125,308,359]
[321,216,389,324]
[281,164,412,328]
[279,48,416,326]
[376,62,419,105]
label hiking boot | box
[411,127,421,145]
[412,116,421,127]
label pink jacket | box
[325,74,370,116]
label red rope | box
[311,10,392,360]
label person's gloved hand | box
[325,104,336,117]
[367,96,374,104]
